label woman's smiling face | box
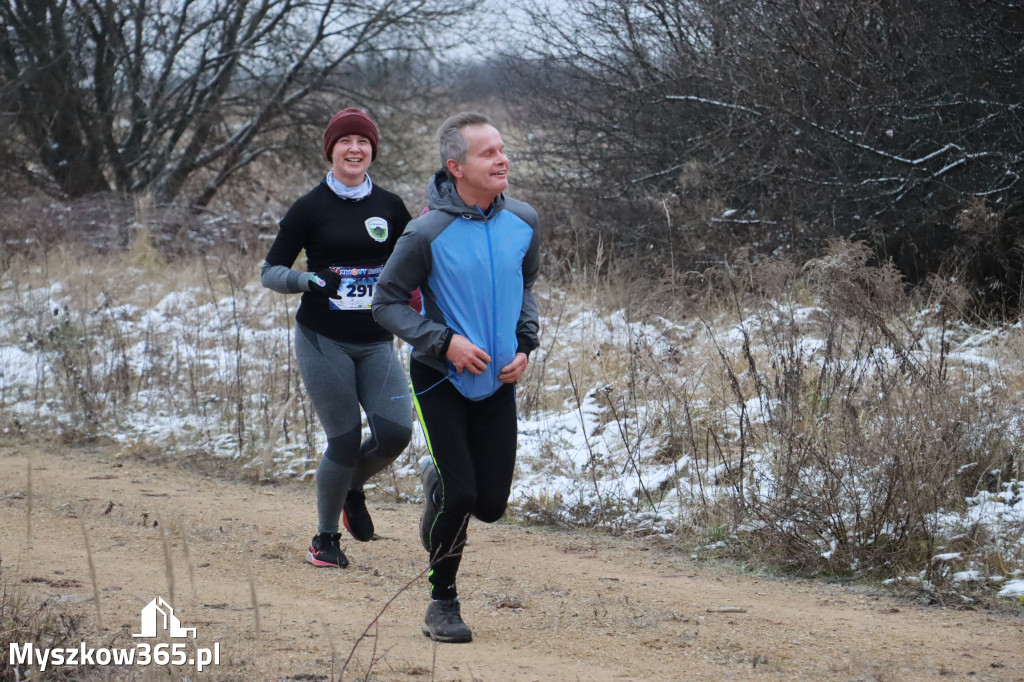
[331,134,373,187]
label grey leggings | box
[294,322,413,534]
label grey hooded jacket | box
[372,171,541,400]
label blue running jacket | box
[372,170,541,400]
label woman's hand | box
[307,268,342,297]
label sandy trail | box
[1,443,1022,681]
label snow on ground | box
[999,579,1024,599]
[1,278,1022,599]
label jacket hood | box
[426,169,506,219]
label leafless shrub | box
[514,239,1022,589]
[691,242,1018,577]
[0,0,482,206]
[504,0,1024,315]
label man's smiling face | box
[449,124,509,208]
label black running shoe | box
[421,597,472,643]
[342,490,374,542]
[419,458,440,552]
[306,532,348,568]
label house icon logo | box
[132,597,197,639]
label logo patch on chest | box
[365,217,389,242]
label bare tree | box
[0,0,479,206]
[504,0,1023,309]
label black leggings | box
[411,360,518,600]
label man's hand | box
[498,352,528,384]
[446,334,491,375]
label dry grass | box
[516,240,1023,592]
[1,238,320,476]
[0,558,93,681]
[2,218,1022,598]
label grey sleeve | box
[260,261,313,294]
[372,230,451,357]
[516,216,542,355]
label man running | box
[372,112,541,643]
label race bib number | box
[327,266,382,310]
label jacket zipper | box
[484,214,498,385]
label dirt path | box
[1,443,1022,681]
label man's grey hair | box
[437,112,492,177]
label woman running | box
[261,107,413,568]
